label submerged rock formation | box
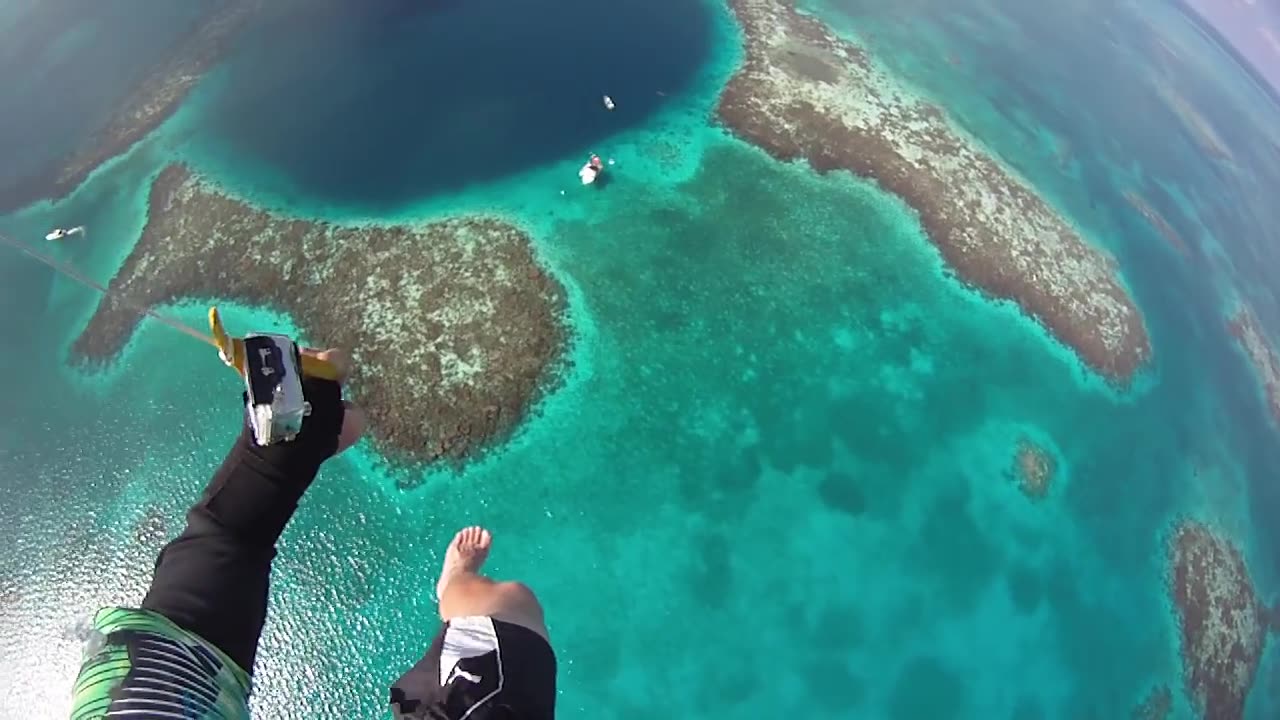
[716,0,1151,383]
[74,164,568,464]
[1152,78,1235,165]
[1169,521,1270,719]
[1131,684,1172,720]
[1227,306,1280,427]
[1124,191,1192,259]
[1010,437,1055,500]
[0,0,265,212]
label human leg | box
[437,526,550,642]
[390,527,557,720]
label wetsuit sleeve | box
[137,375,348,673]
[189,375,346,548]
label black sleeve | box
[186,376,346,548]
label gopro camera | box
[241,333,311,446]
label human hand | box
[299,347,366,457]
[305,347,353,384]
[239,346,366,478]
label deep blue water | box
[192,0,714,210]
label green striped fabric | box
[69,607,251,719]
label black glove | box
[240,375,346,482]
[188,374,348,547]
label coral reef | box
[74,164,567,464]
[1227,306,1280,427]
[0,0,264,211]
[1169,521,1268,720]
[717,0,1151,382]
[1011,437,1055,500]
[1124,191,1192,259]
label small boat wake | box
[45,225,86,242]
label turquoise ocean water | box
[1,1,1278,718]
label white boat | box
[45,225,84,242]
[602,95,615,110]
[579,163,599,185]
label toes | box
[461,526,491,551]
[448,527,492,559]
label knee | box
[497,581,544,619]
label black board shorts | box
[390,616,557,719]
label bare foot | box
[436,526,492,601]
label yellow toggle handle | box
[209,306,244,374]
[208,306,342,381]
[299,352,343,381]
